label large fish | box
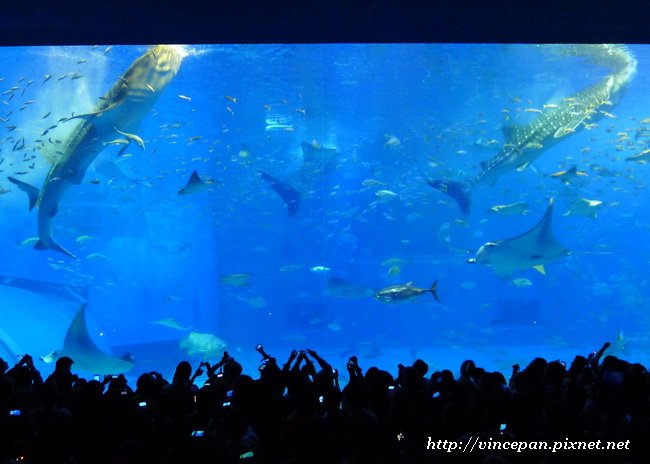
[180,331,227,359]
[374,281,439,303]
[428,45,636,215]
[467,198,569,278]
[9,45,185,258]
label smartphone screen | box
[138,401,146,407]
[9,410,20,416]
[499,423,507,431]
[191,430,204,437]
[93,375,100,381]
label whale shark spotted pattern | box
[9,45,185,258]
[428,44,637,214]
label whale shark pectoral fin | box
[64,100,125,122]
[63,83,129,122]
[7,176,40,211]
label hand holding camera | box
[255,343,270,360]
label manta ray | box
[59,304,135,374]
[177,170,216,195]
[300,141,337,176]
[467,198,569,278]
[428,44,636,214]
[9,45,184,258]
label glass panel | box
[0,44,642,381]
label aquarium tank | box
[0,43,646,383]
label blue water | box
[0,44,648,381]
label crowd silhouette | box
[0,341,645,463]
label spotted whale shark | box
[9,45,185,258]
[429,44,636,215]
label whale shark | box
[467,198,569,278]
[428,45,636,214]
[9,45,185,258]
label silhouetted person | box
[44,356,76,408]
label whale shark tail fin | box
[34,239,77,259]
[426,179,471,215]
[7,176,40,211]
[259,171,300,216]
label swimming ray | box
[178,170,213,195]
[60,304,135,374]
[467,198,569,278]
